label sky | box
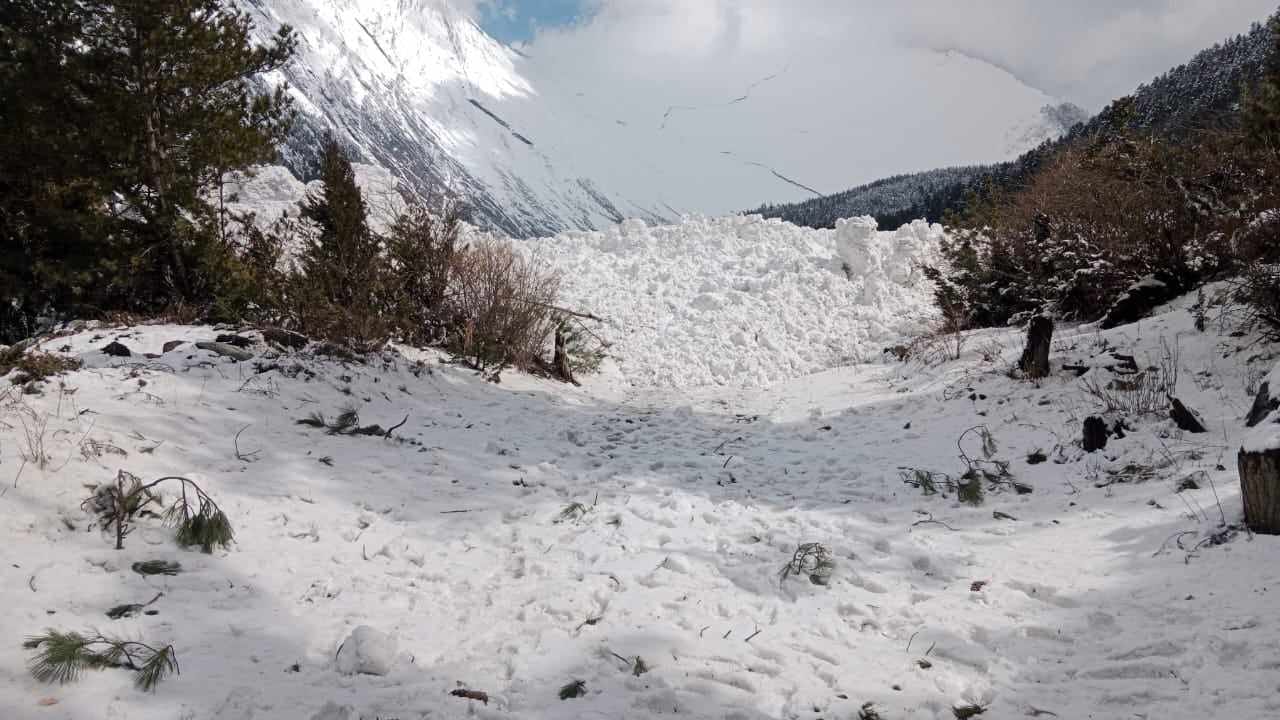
[476,0,1277,110]
[465,0,1279,211]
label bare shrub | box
[1079,338,1179,415]
[447,236,560,372]
[904,317,967,366]
[1232,263,1280,342]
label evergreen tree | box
[78,0,296,302]
[1244,16,1280,149]
[294,136,388,349]
[0,1,107,341]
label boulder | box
[1246,380,1278,427]
[262,328,309,350]
[162,340,185,353]
[335,626,396,676]
[1169,397,1207,434]
[195,341,254,362]
[1099,273,1182,329]
[101,341,132,357]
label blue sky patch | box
[477,0,592,45]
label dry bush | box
[903,317,967,365]
[447,237,561,372]
[1,348,81,384]
[1080,339,1179,415]
[1232,264,1280,341]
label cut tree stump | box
[1082,416,1108,452]
[1239,446,1280,534]
[1018,315,1053,379]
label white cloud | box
[475,0,1276,212]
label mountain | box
[235,1,1075,238]
[237,0,669,238]
[758,17,1277,229]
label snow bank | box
[224,164,406,233]
[526,214,942,388]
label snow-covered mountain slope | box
[239,0,670,238]
[3,289,1278,720]
[236,1,1076,237]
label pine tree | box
[78,0,297,303]
[0,0,109,342]
[294,136,388,350]
[1243,16,1280,149]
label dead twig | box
[233,424,260,462]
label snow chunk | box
[335,626,397,676]
[526,214,942,388]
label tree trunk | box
[1019,315,1053,379]
[553,324,575,385]
[1239,446,1280,534]
[1082,416,1108,452]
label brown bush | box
[446,236,560,372]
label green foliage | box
[387,201,459,345]
[83,472,232,553]
[291,136,389,351]
[1244,16,1280,149]
[558,680,587,700]
[0,0,295,342]
[24,629,179,691]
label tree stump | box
[1239,447,1280,534]
[1082,416,1108,452]
[1018,315,1053,379]
[553,325,576,385]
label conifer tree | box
[1243,16,1280,149]
[78,0,297,302]
[294,136,388,349]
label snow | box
[1243,359,1280,452]
[335,626,397,676]
[526,214,943,388]
[1,268,1278,719]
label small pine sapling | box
[559,679,587,700]
[83,471,233,552]
[24,629,179,691]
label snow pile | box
[223,164,406,233]
[526,214,943,387]
[335,626,397,676]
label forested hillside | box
[758,17,1277,229]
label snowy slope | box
[2,290,1278,719]
[234,1,1075,237]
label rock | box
[310,701,353,720]
[101,341,132,357]
[1169,397,1207,433]
[1175,474,1201,492]
[162,340,185,353]
[195,341,254,362]
[1246,380,1278,427]
[335,626,396,676]
[1082,416,1108,452]
[1099,272,1183,329]
[215,333,254,348]
[262,327,309,350]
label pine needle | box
[558,679,587,700]
[24,630,178,691]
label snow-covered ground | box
[1,267,1278,718]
